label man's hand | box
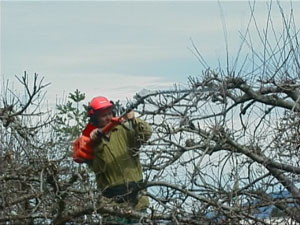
[90,128,103,143]
[125,110,135,120]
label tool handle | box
[101,117,124,134]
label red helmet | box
[88,96,113,116]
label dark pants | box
[102,180,143,204]
[101,181,145,224]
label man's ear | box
[89,113,98,127]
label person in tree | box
[75,96,152,224]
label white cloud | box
[47,72,176,106]
[38,44,185,70]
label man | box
[87,96,152,223]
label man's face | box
[95,107,113,128]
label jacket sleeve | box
[126,117,152,153]
[133,117,152,143]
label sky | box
[1,1,300,106]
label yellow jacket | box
[91,118,152,209]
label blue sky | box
[1,1,299,105]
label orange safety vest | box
[73,123,97,163]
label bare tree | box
[1,2,300,225]
[137,2,300,224]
